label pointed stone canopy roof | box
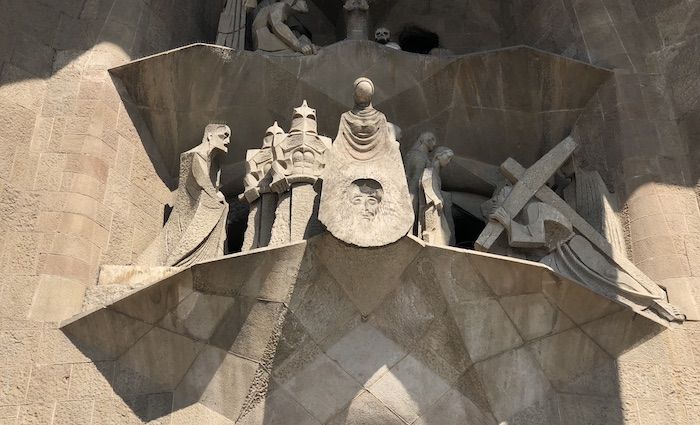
[109,41,611,195]
[61,235,668,424]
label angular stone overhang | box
[61,235,666,424]
[110,42,611,194]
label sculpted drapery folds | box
[419,146,454,245]
[319,77,414,247]
[137,125,231,267]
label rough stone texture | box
[55,236,699,424]
[1,1,700,424]
[110,42,611,195]
[0,0,225,325]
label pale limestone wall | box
[0,0,217,326]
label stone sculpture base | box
[62,235,668,424]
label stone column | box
[344,0,370,40]
[270,191,292,245]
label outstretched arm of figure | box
[269,7,308,53]
[489,206,546,248]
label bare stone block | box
[499,293,573,341]
[26,363,71,403]
[413,388,496,425]
[450,298,523,362]
[53,399,95,425]
[475,347,552,420]
[120,327,203,392]
[326,322,406,387]
[282,353,362,422]
[174,346,260,421]
[369,354,452,423]
[326,391,404,425]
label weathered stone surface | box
[318,77,414,247]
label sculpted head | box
[263,121,285,149]
[350,179,383,221]
[375,27,391,44]
[204,124,231,154]
[433,146,454,167]
[353,77,375,108]
[417,131,437,151]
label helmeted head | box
[375,27,391,44]
[433,146,454,167]
[263,121,285,148]
[353,77,375,108]
[416,131,437,151]
[204,124,231,154]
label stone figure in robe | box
[252,0,318,55]
[240,122,286,251]
[319,77,414,247]
[138,125,231,267]
[404,131,437,229]
[419,147,454,245]
[484,185,683,321]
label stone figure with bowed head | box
[318,77,414,247]
[137,125,231,267]
[404,131,438,216]
[239,122,287,251]
[482,184,684,322]
[252,0,318,55]
[420,147,454,245]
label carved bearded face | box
[350,179,383,221]
[375,27,391,44]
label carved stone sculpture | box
[344,0,370,40]
[375,27,401,50]
[240,122,286,251]
[252,0,318,55]
[405,131,437,220]
[137,125,231,267]
[216,0,257,49]
[477,137,685,324]
[319,77,414,247]
[419,147,454,245]
[268,101,331,245]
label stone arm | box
[268,6,306,53]
[269,158,291,193]
[421,168,444,213]
[242,161,264,203]
[490,205,546,248]
[192,155,224,203]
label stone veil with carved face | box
[318,78,414,247]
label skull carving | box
[375,27,391,44]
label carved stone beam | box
[500,159,665,299]
[475,136,577,252]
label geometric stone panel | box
[110,42,611,195]
[60,234,665,424]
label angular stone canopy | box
[110,41,611,195]
[61,235,661,424]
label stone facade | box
[1,1,700,424]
